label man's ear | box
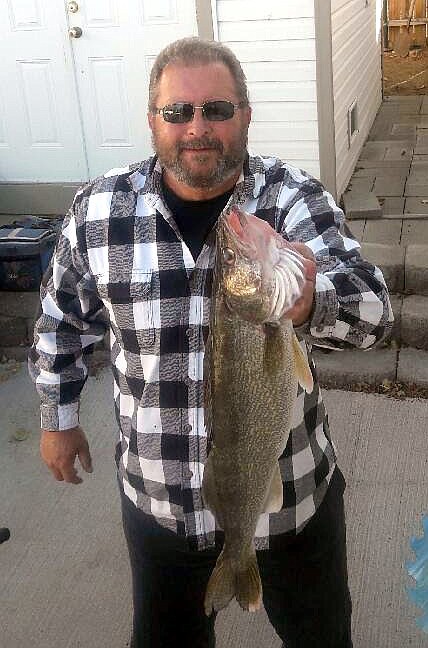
[246,105,252,126]
[148,111,154,132]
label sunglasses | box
[153,100,247,124]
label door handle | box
[69,26,83,38]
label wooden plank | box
[388,0,427,49]
[249,121,319,142]
[216,0,314,21]
[243,60,316,83]
[389,18,428,24]
[251,102,318,123]
[218,18,315,42]
[388,0,406,50]
[387,0,402,20]
[412,0,427,45]
[225,40,316,63]
[248,80,317,102]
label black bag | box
[0,216,63,291]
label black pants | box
[120,467,352,648]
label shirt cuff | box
[294,273,338,337]
[40,401,80,431]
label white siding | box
[331,0,383,197]
[214,0,320,178]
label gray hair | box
[148,37,249,111]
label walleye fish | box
[202,207,314,616]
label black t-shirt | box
[162,181,233,261]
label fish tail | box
[235,551,262,613]
[204,551,236,616]
[204,549,262,615]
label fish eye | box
[222,248,235,265]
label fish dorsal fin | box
[262,462,283,514]
[292,334,313,394]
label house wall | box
[331,0,383,198]
[213,0,321,178]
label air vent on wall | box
[347,99,359,148]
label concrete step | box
[314,347,428,389]
[312,291,428,389]
[360,242,428,295]
[390,294,428,350]
[343,190,382,220]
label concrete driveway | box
[1,362,427,647]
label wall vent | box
[347,100,359,148]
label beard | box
[151,128,248,189]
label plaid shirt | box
[29,154,393,550]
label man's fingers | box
[46,462,81,484]
[40,427,92,484]
[47,461,83,484]
[49,465,64,482]
[288,243,317,281]
[299,256,316,282]
[61,465,83,485]
[78,443,93,474]
[304,261,316,282]
[290,242,315,260]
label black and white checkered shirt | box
[29,154,393,550]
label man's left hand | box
[282,243,317,327]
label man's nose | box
[186,107,212,136]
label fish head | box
[217,207,283,322]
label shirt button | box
[183,423,192,433]
[183,468,193,480]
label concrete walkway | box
[315,95,428,391]
[1,362,428,647]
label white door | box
[0,0,198,183]
[68,0,198,178]
[0,1,88,182]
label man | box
[29,37,393,647]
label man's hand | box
[282,243,317,327]
[40,426,93,485]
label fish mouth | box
[219,208,257,259]
[224,207,247,239]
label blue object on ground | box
[406,515,428,634]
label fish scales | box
[202,207,311,615]
[209,301,297,544]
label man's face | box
[148,62,251,191]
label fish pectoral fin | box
[201,452,223,527]
[262,462,283,514]
[292,333,313,394]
